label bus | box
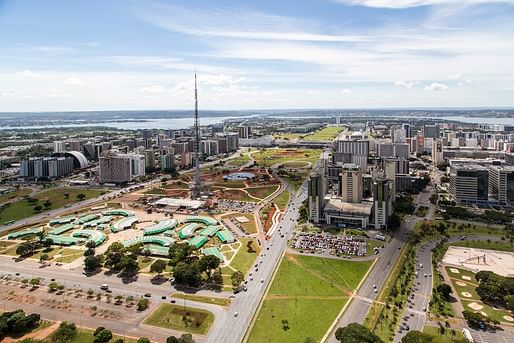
[462,328,474,342]
[4,220,15,225]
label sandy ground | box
[442,246,514,277]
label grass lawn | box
[71,328,138,343]
[230,237,261,276]
[248,254,372,343]
[0,240,17,251]
[143,303,214,335]
[302,127,343,141]
[246,185,279,200]
[273,133,303,140]
[251,148,321,168]
[217,189,258,203]
[423,325,466,341]
[0,188,32,204]
[0,188,105,223]
[273,190,290,210]
[446,267,512,323]
[138,256,155,271]
[171,293,231,306]
[449,240,514,253]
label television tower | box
[192,72,202,198]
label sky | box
[0,0,514,111]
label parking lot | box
[291,232,370,256]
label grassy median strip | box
[143,303,214,335]
[171,293,231,306]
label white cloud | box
[15,70,40,77]
[140,85,171,93]
[334,0,514,9]
[0,88,15,96]
[394,80,415,90]
[424,82,449,91]
[139,4,369,42]
[64,77,84,85]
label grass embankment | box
[143,303,214,334]
[0,188,105,223]
[248,254,372,343]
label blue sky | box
[0,0,513,111]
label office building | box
[129,154,145,177]
[432,139,444,165]
[488,165,514,203]
[449,163,489,204]
[237,126,252,139]
[144,150,156,170]
[54,141,66,153]
[424,124,440,138]
[307,172,326,224]
[161,154,175,172]
[99,154,132,184]
[340,163,362,203]
[373,174,393,229]
[334,139,369,171]
[377,143,410,159]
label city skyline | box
[1,0,514,111]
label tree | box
[401,331,432,343]
[51,321,77,343]
[137,298,150,311]
[463,310,486,328]
[137,338,151,343]
[16,242,34,257]
[93,328,112,343]
[231,271,244,289]
[150,259,167,275]
[48,282,58,292]
[437,283,452,300]
[84,255,103,272]
[199,255,220,280]
[335,323,383,343]
[173,261,201,288]
[7,312,27,333]
[120,255,139,276]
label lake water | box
[0,116,239,130]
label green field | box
[230,237,261,275]
[302,127,343,141]
[248,254,372,343]
[0,188,105,223]
[143,303,214,334]
[171,293,231,306]
[251,148,321,168]
[70,328,138,343]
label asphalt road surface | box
[327,185,434,343]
